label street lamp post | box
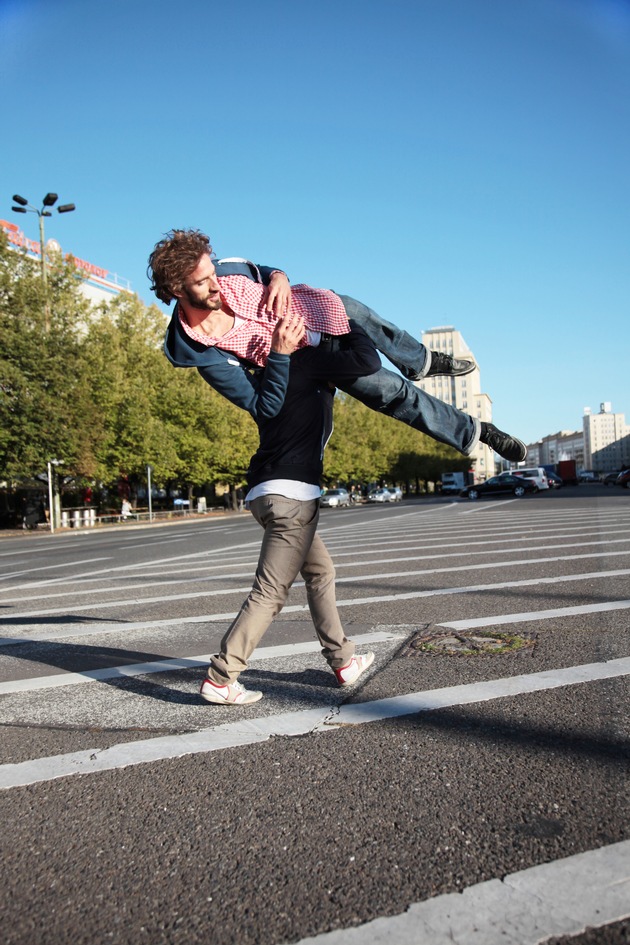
[11,193,76,331]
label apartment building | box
[527,429,585,468]
[583,403,630,472]
[414,326,494,480]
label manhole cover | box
[403,629,536,656]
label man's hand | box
[270,312,305,355]
[263,271,292,316]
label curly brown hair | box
[147,229,213,304]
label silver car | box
[320,488,350,508]
[368,488,394,503]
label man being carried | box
[148,229,526,463]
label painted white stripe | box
[7,519,626,592]
[439,598,630,629]
[310,524,630,554]
[0,630,402,696]
[0,557,111,581]
[3,542,262,590]
[5,554,630,619]
[462,498,520,513]
[293,841,630,945]
[2,571,629,647]
[4,537,629,606]
[1,655,628,790]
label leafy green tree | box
[0,234,92,480]
[78,292,259,496]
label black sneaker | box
[426,351,476,377]
[480,423,527,463]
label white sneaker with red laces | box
[334,652,375,687]
[200,677,262,705]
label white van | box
[498,467,550,490]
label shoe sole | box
[200,689,263,706]
[427,361,477,378]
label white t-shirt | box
[246,479,322,505]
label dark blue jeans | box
[337,295,479,456]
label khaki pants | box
[208,495,354,684]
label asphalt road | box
[1,485,629,945]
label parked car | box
[460,474,538,501]
[617,469,630,488]
[546,470,563,488]
[603,471,623,486]
[368,488,395,503]
[387,487,403,501]
[579,470,600,483]
[498,467,549,490]
[320,488,350,508]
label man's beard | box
[182,287,222,311]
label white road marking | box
[439,598,630,629]
[293,840,630,945]
[2,571,629,647]
[4,517,626,591]
[1,655,628,789]
[0,557,111,581]
[3,537,629,605]
[0,630,403,695]
[4,554,630,619]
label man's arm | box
[196,312,305,421]
[197,351,290,421]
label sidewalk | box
[0,508,249,540]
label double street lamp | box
[11,192,76,331]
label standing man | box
[148,230,527,463]
[200,318,381,705]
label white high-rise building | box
[414,326,494,480]
[583,403,630,472]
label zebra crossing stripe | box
[1,655,629,790]
[293,840,630,945]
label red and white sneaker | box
[334,652,375,687]
[200,677,262,705]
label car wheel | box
[467,489,479,500]
[513,486,526,497]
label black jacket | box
[247,328,381,489]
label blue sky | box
[1,0,629,446]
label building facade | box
[414,326,494,480]
[527,429,585,468]
[1,219,132,304]
[583,403,630,473]
[526,403,630,473]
